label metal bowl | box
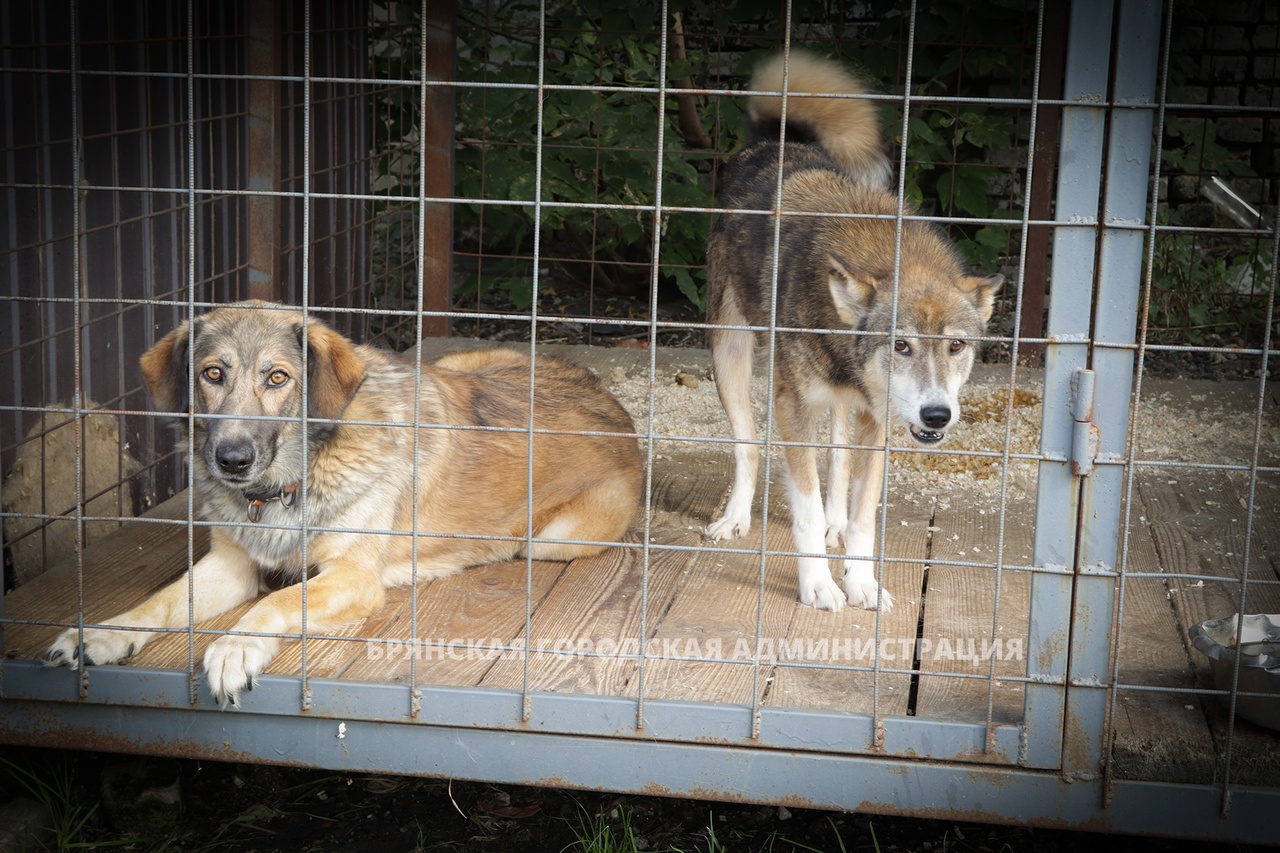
[1189,614,1280,732]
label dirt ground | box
[0,746,1266,852]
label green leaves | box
[1162,117,1254,178]
[446,0,722,307]
[381,0,1039,314]
[937,165,1000,219]
[1145,207,1270,345]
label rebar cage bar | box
[1,0,1278,842]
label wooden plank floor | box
[3,344,1278,783]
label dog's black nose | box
[214,442,255,475]
[920,405,951,429]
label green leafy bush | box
[1148,78,1270,345]
[399,1,1037,314]
[366,1,1273,351]
[453,4,717,311]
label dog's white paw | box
[800,575,847,612]
[824,524,845,550]
[843,564,893,612]
[706,512,750,541]
[204,634,277,707]
[45,626,143,668]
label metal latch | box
[1070,368,1099,477]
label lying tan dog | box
[46,301,643,704]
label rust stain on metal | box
[681,785,830,810]
[4,721,260,766]
[1036,628,1067,672]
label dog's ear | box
[296,320,366,421]
[826,252,878,326]
[139,319,200,414]
[959,273,1004,323]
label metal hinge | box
[1070,368,1099,477]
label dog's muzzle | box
[214,440,256,477]
[909,425,946,443]
[910,405,952,444]
[204,426,277,486]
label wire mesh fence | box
[1,0,1277,839]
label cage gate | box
[2,0,1279,843]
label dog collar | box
[244,483,299,523]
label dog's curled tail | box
[746,50,891,187]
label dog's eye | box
[267,369,290,388]
[202,365,223,383]
[949,339,966,354]
[894,340,911,355]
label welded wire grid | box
[356,0,1050,741]
[0,0,1043,740]
[1,0,1277,792]
[1108,1,1279,800]
[1,2,245,579]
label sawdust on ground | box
[604,356,1276,516]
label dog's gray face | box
[882,328,979,444]
[189,317,308,487]
[829,264,1002,446]
[874,283,997,445]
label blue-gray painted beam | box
[0,697,1276,844]
[0,661,1019,764]
[1026,0,1115,772]
[1066,0,1163,781]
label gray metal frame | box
[3,0,1278,842]
[0,676,1274,840]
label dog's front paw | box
[204,635,277,707]
[706,512,751,541]
[799,575,846,612]
[842,563,893,612]
[45,626,143,668]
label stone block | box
[1217,117,1263,143]
[1171,85,1208,105]
[1176,26,1205,51]
[1176,202,1217,227]
[1170,175,1202,204]
[1209,85,1241,106]
[1217,0,1263,23]
[1210,56,1247,83]
[1210,26,1249,52]
[1244,86,1276,108]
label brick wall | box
[1163,1,1278,225]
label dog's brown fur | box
[705,51,1002,613]
[46,302,643,704]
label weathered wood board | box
[4,346,1277,782]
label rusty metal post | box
[419,2,455,338]
[247,0,282,302]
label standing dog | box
[705,51,1003,612]
[46,302,643,704]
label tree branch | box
[670,12,713,150]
